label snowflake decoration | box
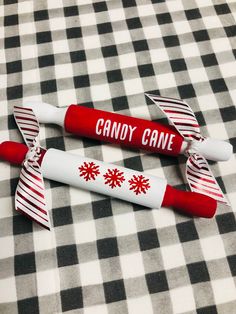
[103,168,125,189]
[79,161,100,181]
[128,175,150,195]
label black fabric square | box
[4,0,18,4]
[210,78,228,93]
[146,271,169,293]
[66,27,82,39]
[216,213,236,234]
[97,237,119,259]
[82,137,101,148]
[46,136,65,150]
[5,35,20,48]
[227,255,236,276]
[201,53,218,67]
[41,79,57,94]
[93,1,108,12]
[195,111,206,126]
[64,6,79,16]
[112,96,129,111]
[13,215,33,235]
[102,45,118,57]
[230,137,236,153]
[122,0,136,7]
[53,206,73,227]
[160,154,179,168]
[138,229,159,251]
[36,31,52,44]
[18,297,39,314]
[225,25,236,37]
[107,69,123,82]
[6,60,22,73]
[57,245,78,267]
[8,114,17,129]
[97,22,113,34]
[220,106,236,122]
[197,305,217,314]
[127,17,142,29]
[187,261,210,284]
[92,199,112,219]
[61,287,83,311]
[70,50,86,63]
[163,35,179,47]
[104,280,126,303]
[74,75,90,88]
[10,177,18,196]
[15,252,36,275]
[176,221,199,242]
[7,85,23,100]
[133,40,149,52]
[178,84,196,99]
[156,13,172,24]
[124,156,143,171]
[138,64,155,77]
[170,58,187,72]
[185,9,201,20]
[38,54,55,68]
[215,4,230,15]
[34,10,49,21]
[4,14,18,26]
[193,30,210,42]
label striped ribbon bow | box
[146,94,228,205]
[13,106,51,230]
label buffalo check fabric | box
[0,0,236,313]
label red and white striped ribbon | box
[13,106,51,230]
[146,94,228,204]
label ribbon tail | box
[15,161,51,230]
[186,154,229,205]
[145,93,203,142]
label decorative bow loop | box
[145,94,228,205]
[13,106,51,230]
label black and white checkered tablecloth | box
[0,0,236,313]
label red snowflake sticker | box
[103,168,125,189]
[128,175,150,195]
[79,161,100,181]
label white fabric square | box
[113,30,132,44]
[55,63,73,79]
[52,40,69,54]
[211,38,232,53]
[109,8,126,22]
[0,196,14,219]
[137,4,155,17]
[19,22,36,35]
[207,123,228,140]
[23,69,40,84]
[200,235,226,261]
[49,17,66,31]
[90,84,111,102]
[166,0,184,12]
[84,305,108,314]
[47,0,63,9]
[79,260,103,286]
[203,16,222,29]
[57,89,77,107]
[83,35,101,50]
[80,13,96,27]
[102,144,123,163]
[120,252,145,279]
[219,62,236,79]
[87,58,106,74]
[129,105,151,120]
[174,21,192,35]
[37,269,60,296]
[124,78,144,96]
[218,154,236,176]
[0,160,10,181]
[156,73,176,90]
[197,94,218,111]
[0,236,14,259]
[119,53,137,69]
[21,45,37,60]
[212,277,236,304]
[114,212,137,236]
[0,277,17,302]
[143,25,161,39]
[33,228,56,252]
[161,243,185,270]
[18,1,33,14]
[152,207,176,229]
[74,220,97,244]
[0,130,10,142]
[181,42,201,58]
[188,68,209,83]
[150,48,169,64]
[170,285,195,313]
[69,186,92,206]
[128,295,153,314]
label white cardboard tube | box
[41,148,167,209]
